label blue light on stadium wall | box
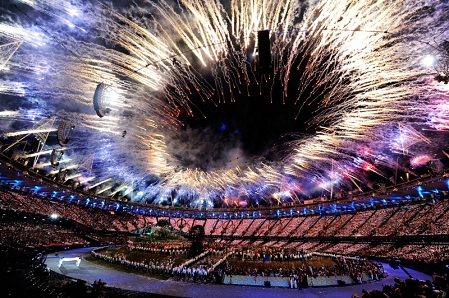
[417,186,423,198]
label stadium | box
[1,0,449,297]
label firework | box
[0,0,448,207]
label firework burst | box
[0,0,448,207]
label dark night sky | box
[180,54,323,161]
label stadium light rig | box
[434,40,449,84]
[93,83,111,117]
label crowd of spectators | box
[199,200,449,238]
[215,240,449,264]
[2,187,449,268]
[357,244,449,264]
[85,233,129,246]
[0,189,151,232]
[3,188,449,240]
[0,216,133,250]
[0,220,89,248]
[129,240,191,255]
[0,206,130,250]
[353,275,448,298]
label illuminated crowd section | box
[2,186,449,238]
[2,186,449,266]
[1,0,449,211]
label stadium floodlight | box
[421,55,435,68]
[93,83,110,117]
